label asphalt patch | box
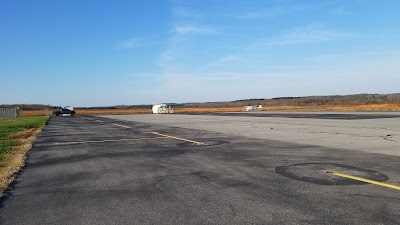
[275,163,389,185]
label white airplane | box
[244,105,262,112]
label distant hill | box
[172,93,400,108]
[2,93,400,110]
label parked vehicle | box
[53,106,76,116]
[244,105,262,112]
[152,104,173,114]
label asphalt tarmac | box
[1,115,400,224]
[183,112,400,120]
[104,113,400,156]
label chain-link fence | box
[0,107,22,120]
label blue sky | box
[1,0,400,106]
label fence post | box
[16,107,22,117]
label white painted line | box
[113,124,131,129]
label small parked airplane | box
[244,105,262,112]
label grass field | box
[76,109,151,115]
[0,116,49,196]
[19,103,400,116]
[259,104,400,112]
[21,110,51,117]
[78,104,400,114]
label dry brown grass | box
[76,109,151,115]
[21,103,400,117]
[76,107,245,114]
[22,110,52,116]
[174,107,245,113]
[258,104,400,112]
[0,127,43,195]
[170,104,400,113]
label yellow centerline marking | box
[113,124,131,128]
[55,137,168,146]
[151,132,205,145]
[333,172,400,191]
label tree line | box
[2,93,399,110]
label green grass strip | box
[0,116,49,155]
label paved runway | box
[183,112,400,120]
[1,114,400,224]
[108,112,400,156]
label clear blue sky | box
[1,0,400,106]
